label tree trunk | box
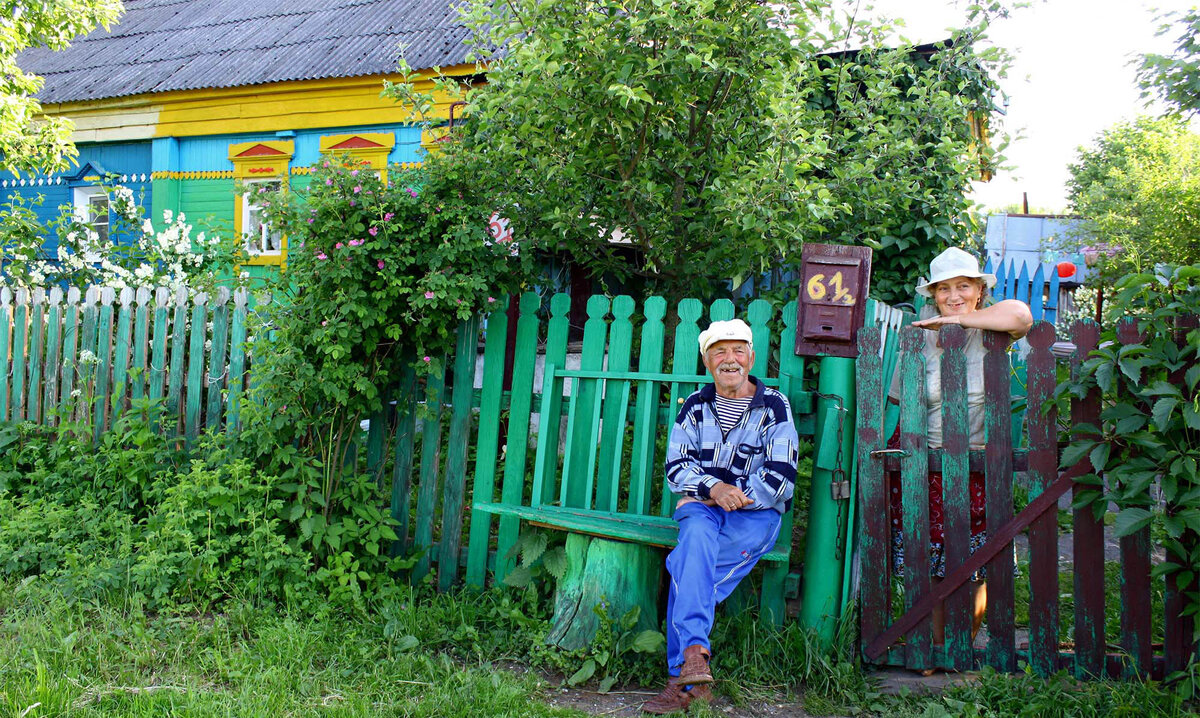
[546,533,663,650]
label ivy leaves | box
[1055,263,1200,622]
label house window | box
[73,186,109,244]
[241,180,282,256]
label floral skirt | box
[887,467,990,580]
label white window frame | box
[72,186,109,261]
[241,179,283,256]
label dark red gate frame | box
[855,318,1199,680]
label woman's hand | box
[912,314,961,331]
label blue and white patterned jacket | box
[665,376,799,514]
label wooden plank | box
[92,288,115,439]
[78,287,100,426]
[473,502,790,562]
[899,326,933,669]
[629,296,666,515]
[438,316,481,591]
[25,290,45,423]
[42,289,64,425]
[1025,321,1059,677]
[184,292,208,443]
[111,287,133,422]
[205,288,231,432]
[390,366,417,557]
[58,289,81,423]
[855,325,889,660]
[0,288,11,419]
[596,296,633,513]
[413,367,446,582]
[465,300,510,587]
[1015,262,1030,305]
[746,299,772,378]
[11,291,27,421]
[167,287,189,433]
[1116,317,1153,679]
[130,287,151,405]
[1068,319,1105,678]
[662,298,704,516]
[983,329,1016,673]
[535,293,571,506]
[1029,265,1045,322]
[938,324,973,671]
[531,364,560,509]
[495,292,541,580]
[149,288,170,410]
[225,289,248,432]
[564,295,610,509]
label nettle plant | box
[246,156,532,520]
[0,180,243,294]
[1057,264,1200,637]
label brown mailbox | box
[794,244,872,358]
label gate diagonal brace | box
[864,468,1075,661]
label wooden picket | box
[857,318,1199,680]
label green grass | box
[0,578,1191,717]
[0,579,581,717]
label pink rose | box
[384,212,394,221]
[487,297,495,303]
[316,253,328,260]
[351,170,359,177]
[353,186,361,194]
[368,227,378,236]
[377,260,385,269]
[325,178,333,185]
[406,188,418,198]
[423,356,431,362]
[335,242,344,249]
[307,217,314,223]
[424,291,435,299]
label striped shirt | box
[664,376,799,513]
[713,394,752,435]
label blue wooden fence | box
[984,257,1059,325]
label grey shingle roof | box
[20,0,472,104]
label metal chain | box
[813,390,849,561]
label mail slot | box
[794,244,872,358]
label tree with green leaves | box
[1064,116,1200,277]
[1,0,123,176]
[1137,8,1200,117]
[405,0,1006,304]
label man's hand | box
[709,482,752,511]
[676,496,717,509]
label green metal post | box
[800,355,856,645]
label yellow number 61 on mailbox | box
[795,244,872,358]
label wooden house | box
[6,0,471,280]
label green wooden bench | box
[473,294,813,646]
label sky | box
[843,0,1196,213]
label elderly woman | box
[887,247,1033,651]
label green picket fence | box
[0,285,252,439]
[1,286,819,600]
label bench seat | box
[473,501,791,563]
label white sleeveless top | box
[888,317,989,449]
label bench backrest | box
[532,367,801,518]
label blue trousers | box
[664,502,781,676]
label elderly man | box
[642,319,799,714]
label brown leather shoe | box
[677,645,713,685]
[641,677,713,714]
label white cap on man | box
[698,319,753,355]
